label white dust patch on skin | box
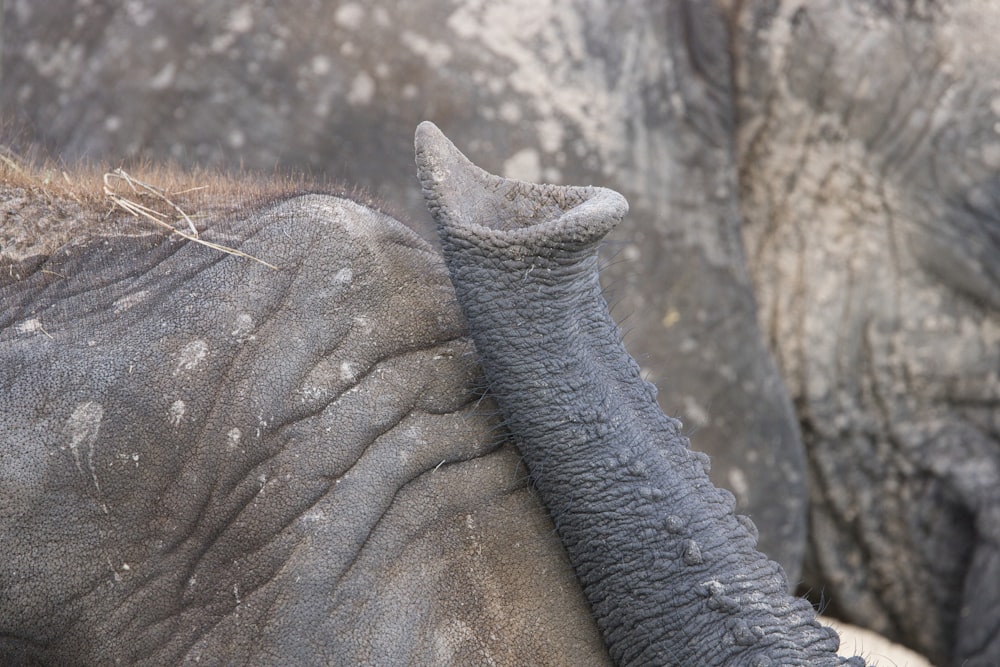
[446,0,622,165]
[727,467,750,507]
[347,71,375,105]
[116,451,140,467]
[339,362,358,382]
[169,400,186,427]
[681,395,709,429]
[113,289,150,313]
[174,339,209,375]
[231,313,255,342]
[401,30,453,68]
[226,5,254,33]
[434,619,498,667]
[299,386,329,403]
[335,3,365,30]
[226,426,243,452]
[16,319,46,335]
[502,148,542,182]
[333,267,353,285]
[66,402,106,507]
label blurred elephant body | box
[3,1,999,665]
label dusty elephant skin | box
[0,0,810,582]
[735,3,1000,665]
[0,165,610,664]
[416,122,865,666]
[5,1,1000,664]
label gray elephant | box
[735,4,1000,665]
[1,111,875,663]
[3,1,1000,665]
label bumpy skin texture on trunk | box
[416,121,864,666]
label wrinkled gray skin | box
[0,191,609,664]
[0,0,809,583]
[735,4,1000,666]
[416,121,865,666]
[3,1,1000,665]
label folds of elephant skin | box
[0,184,609,665]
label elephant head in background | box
[735,4,1000,665]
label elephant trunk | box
[415,122,862,667]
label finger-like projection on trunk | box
[416,121,867,666]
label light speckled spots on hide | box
[231,313,255,342]
[226,428,242,450]
[169,399,186,427]
[66,402,105,502]
[113,289,149,313]
[109,560,132,584]
[333,267,353,285]
[226,6,254,33]
[728,467,750,506]
[339,361,358,382]
[347,71,375,106]
[353,316,372,334]
[15,319,45,335]
[174,339,208,375]
[401,31,453,69]
[300,508,325,524]
[433,618,498,667]
[334,4,365,31]
[115,451,140,468]
[299,386,329,403]
[502,149,541,183]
